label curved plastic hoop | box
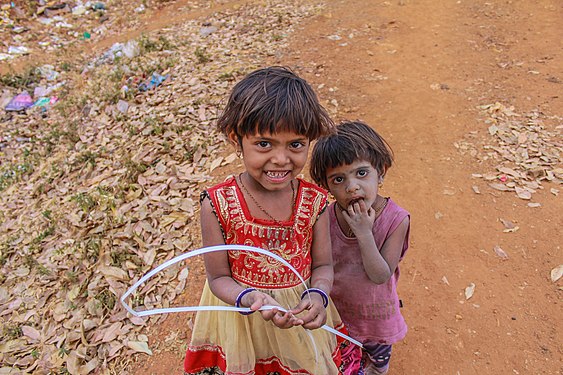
[120,244,363,348]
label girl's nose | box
[346,183,360,193]
[271,149,290,165]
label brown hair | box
[217,66,334,143]
[310,120,394,189]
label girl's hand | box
[342,199,375,238]
[290,293,327,330]
[266,309,304,329]
[242,290,303,328]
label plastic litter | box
[33,96,58,108]
[138,73,169,92]
[33,97,51,107]
[72,5,87,15]
[38,65,59,81]
[123,40,140,58]
[7,46,30,55]
[95,42,124,64]
[33,81,66,98]
[92,2,106,10]
[5,92,34,111]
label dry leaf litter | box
[0,0,325,373]
[455,102,562,203]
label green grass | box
[194,47,210,64]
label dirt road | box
[124,0,562,374]
[285,1,562,374]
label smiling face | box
[326,159,382,210]
[231,130,310,192]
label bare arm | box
[344,200,409,284]
[200,197,240,304]
[356,216,409,284]
[291,210,333,329]
[309,210,334,293]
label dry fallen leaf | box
[515,187,532,200]
[499,218,516,229]
[493,245,509,260]
[224,152,238,165]
[551,265,563,283]
[489,183,512,191]
[209,156,223,172]
[127,340,153,355]
[503,226,519,233]
[465,283,475,300]
[498,167,521,179]
[499,218,519,232]
[99,265,129,281]
[21,326,41,342]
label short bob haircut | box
[217,66,334,142]
[310,120,394,189]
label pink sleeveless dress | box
[329,198,410,345]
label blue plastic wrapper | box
[138,73,169,92]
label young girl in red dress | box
[183,67,346,374]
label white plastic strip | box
[120,244,363,348]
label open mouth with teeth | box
[265,171,291,181]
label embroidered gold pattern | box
[209,179,327,289]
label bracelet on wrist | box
[235,288,257,315]
[301,287,329,308]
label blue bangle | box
[235,288,256,315]
[301,288,329,308]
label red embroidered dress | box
[184,177,344,375]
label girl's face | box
[325,159,382,210]
[232,130,310,192]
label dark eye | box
[333,176,344,184]
[357,169,368,177]
[290,141,305,150]
[257,141,270,148]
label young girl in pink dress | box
[184,67,347,374]
[310,121,411,375]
